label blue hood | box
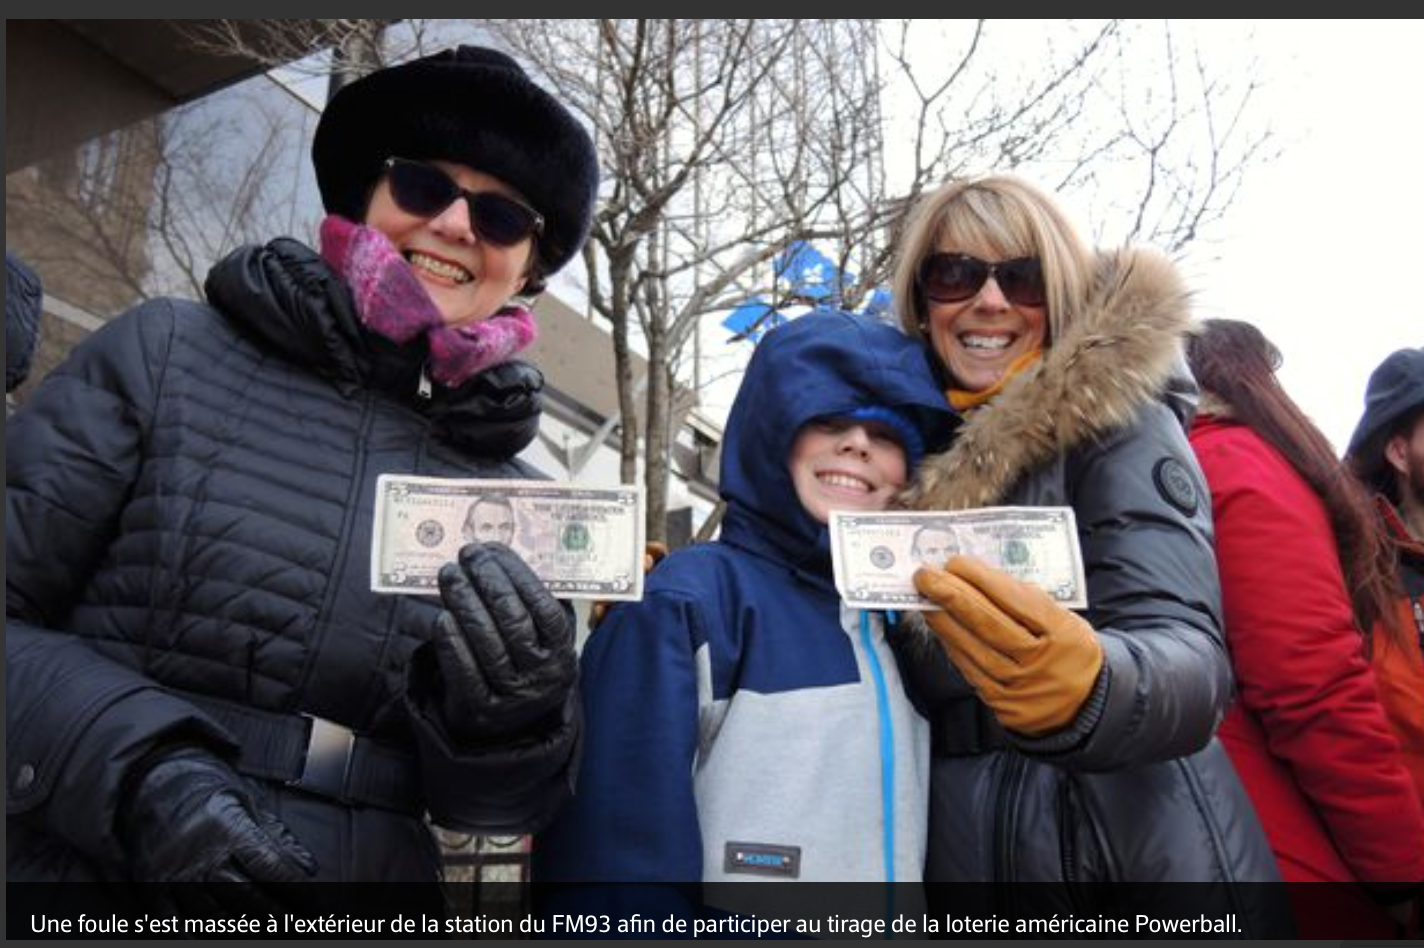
[719,310,957,578]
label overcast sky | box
[1181,19,1423,452]
[689,21,1421,454]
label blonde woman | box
[891,175,1290,934]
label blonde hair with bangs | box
[893,175,1095,354]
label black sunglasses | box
[383,157,544,247]
[917,252,1046,308]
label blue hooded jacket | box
[534,311,956,919]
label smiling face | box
[363,160,533,328]
[924,245,1048,393]
[893,176,1098,395]
[788,417,909,524]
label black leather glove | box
[433,542,578,743]
[120,746,316,915]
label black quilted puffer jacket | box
[6,238,578,885]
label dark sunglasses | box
[383,157,544,247]
[917,252,1046,308]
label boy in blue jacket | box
[534,309,956,924]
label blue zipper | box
[859,610,896,927]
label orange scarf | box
[947,350,1043,411]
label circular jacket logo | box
[1153,457,1199,516]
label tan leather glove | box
[913,555,1103,736]
[589,541,670,630]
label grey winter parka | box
[898,250,1293,935]
[6,238,578,885]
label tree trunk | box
[607,259,640,487]
[326,25,385,100]
[643,336,673,545]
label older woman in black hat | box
[6,46,598,913]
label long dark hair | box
[1186,318,1402,646]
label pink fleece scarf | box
[319,215,537,388]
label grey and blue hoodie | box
[534,310,957,919]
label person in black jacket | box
[6,45,598,919]
[889,174,1293,934]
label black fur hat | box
[312,45,598,277]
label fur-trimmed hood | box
[903,248,1193,510]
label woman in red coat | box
[1187,319,1424,937]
